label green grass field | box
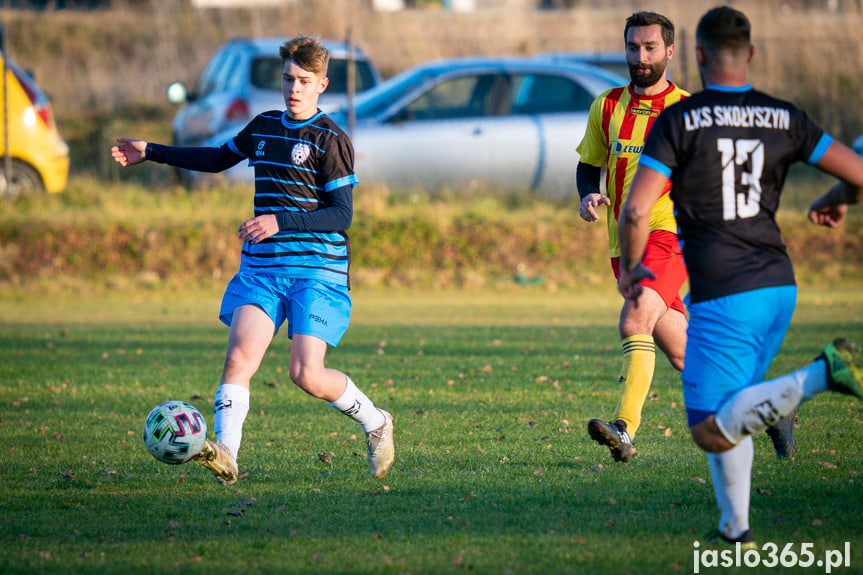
[1,288,862,574]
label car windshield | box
[352,67,438,118]
[251,56,377,94]
[326,59,378,93]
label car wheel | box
[0,160,45,198]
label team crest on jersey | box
[291,142,311,165]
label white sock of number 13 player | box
[706,436,753,540]
[213,383,250,461]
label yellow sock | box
[612,335,656,437]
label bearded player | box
[575,11,795,462]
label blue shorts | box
[219,272,351,347]
[683,286,797,426]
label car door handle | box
[470,126,483,136]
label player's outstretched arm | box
[111,138,148,167]
[809,141,863,228]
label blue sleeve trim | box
[705,84,752,93]
[227,139,245,158]
[807,134,833,165]
[325,174,358,192]
[638,155,672,179]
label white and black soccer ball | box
[142,400,207,464]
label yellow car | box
[0,53,69,196]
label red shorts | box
[611,230,687,315]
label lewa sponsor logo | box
[609,141,644,156]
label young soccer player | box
[617,6,863,544]
[111,34,394,484]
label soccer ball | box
[142,400,208,464]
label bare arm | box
[809,141,863,228]
[617,165,667,300]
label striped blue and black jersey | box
[227,110,358,287]
[640,86,831,303]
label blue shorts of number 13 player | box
[639,82,832,425]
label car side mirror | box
[167,82,188,104]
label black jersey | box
[228,110,357,287]
[640,85,831,303]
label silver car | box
[201,56,626,198]
[535,51,631,81]
[168,37,381,149]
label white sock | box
[213,383,250,460]
[706,437,753,540]
[798,359,829,401]
[328,376,385,433]
[714,369,809,445]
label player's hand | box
[579,193,611,223]
[808,202,847,228]
[238,214,279,244]
[808,181,851,228]
[618,264,656,301]
[111,138,147,166]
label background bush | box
[1,179,860,292]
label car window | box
[212,50,243,92]
[327,59,378,94]
[6,59,49,107]
[400,74,496,121]
[194,47,231,96]
[251,57,282,91]
[355,68,437,118]
[508,73,594,115]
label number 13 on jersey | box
[718,138,764,220]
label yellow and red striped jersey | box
[577,82,689,258]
